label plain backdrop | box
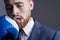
[0,0,60,31]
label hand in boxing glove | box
[0,15,19,40]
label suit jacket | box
[28,20,60,40]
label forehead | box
[10,0,26,2]
[5,0,29,4]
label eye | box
[17,4,23,8]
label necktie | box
[19,29,23,40]
[17,29,21,40]
[17,29,27,40]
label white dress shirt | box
[20,17,34,40]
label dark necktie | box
[17,29,27,40]
[17,29,22,40]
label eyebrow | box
[14,2,24,5]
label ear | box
[29,0,34,10]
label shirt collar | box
[22,17,34,37]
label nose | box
[13,6,19,15]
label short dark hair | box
[4,0,34,4]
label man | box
[0,0,60,40]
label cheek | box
[19,5,31,21]
[23,12,31,22]
[22,8,31,18]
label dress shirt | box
[20,17,34,40]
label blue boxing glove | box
[0,15,19,40]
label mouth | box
[14,17,22,23]
[16,18,21,20]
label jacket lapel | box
[28,20,42,40]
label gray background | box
[0,0,60,31]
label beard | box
[13,15,30,29]
[15,18,29,29]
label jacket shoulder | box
[34,20,60,40]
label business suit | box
[28,20,60,40]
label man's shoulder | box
[34,20,56,32]
[34,20,60,40]
[34,20,57,34]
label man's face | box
[5,0,34,29]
